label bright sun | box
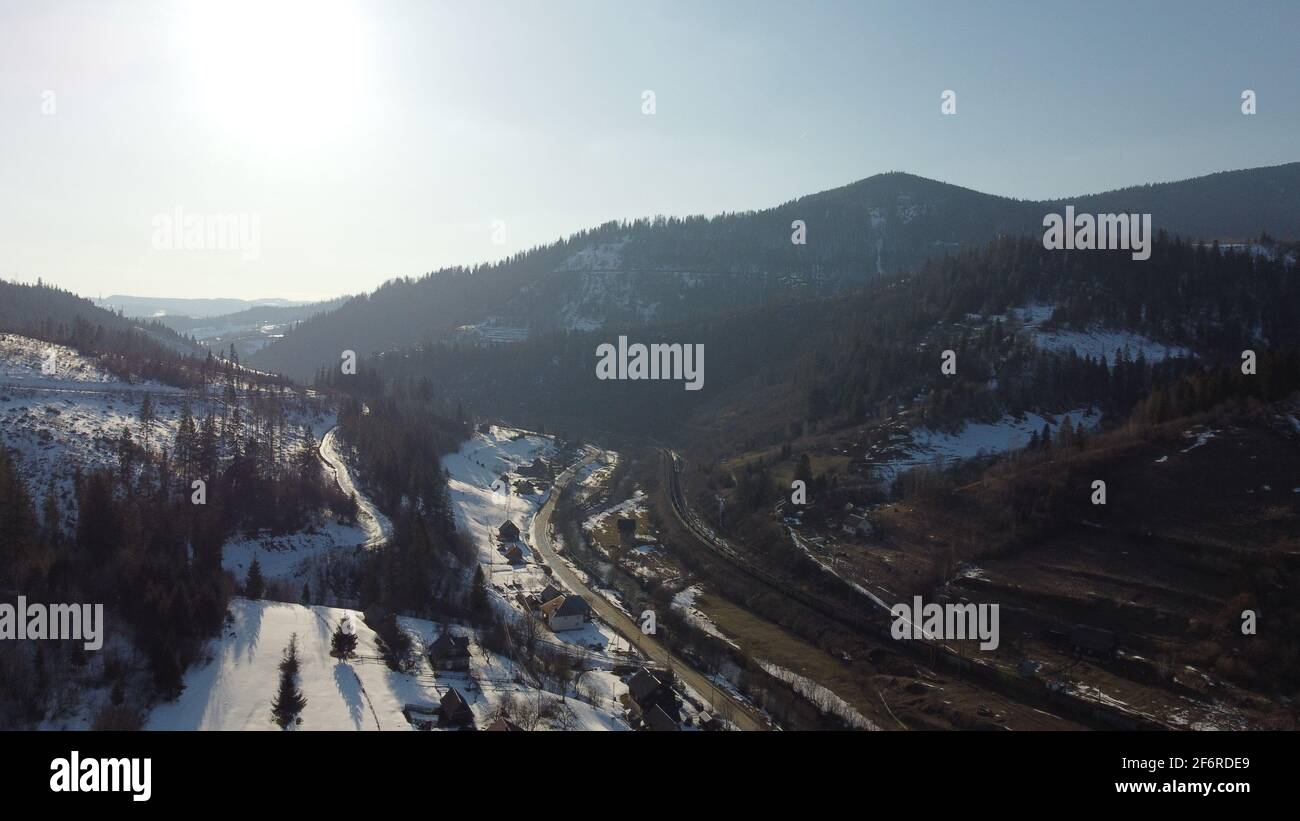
[180,0,370,151]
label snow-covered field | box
[442,426,555,566]
[582,489,646,533]
[869,407,1100,483]
[146,598,629,731]
[1008,304,1192,364]
[221,517,368,588]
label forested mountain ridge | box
[254,162,1300,381]
[1,279,205,360]
[330,232,1299,454]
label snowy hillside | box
[1007,305,1193,364]
[869,408,1101,483]
[146,598,629,731]
[0,332,329,527]
[1,334,184,511]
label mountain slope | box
[251,162,1300,381]
[0,279,205,357]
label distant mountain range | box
[250,162,1300,380]
[97,295,321,319]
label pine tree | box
[330,615,358,659]
[470,565,488,613]
[245,556,265,599]
[175,401,197,477]
[198,413,219,478]
[271,634,307,728]
[139,394,155,449]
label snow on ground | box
[148,599,411,730]
[0,333,326,518]
[1180,426,1219,453]
[561,238,629,271]
[0,333,160,387]
[869,408,1100,483]
[672,585,737,647]
[221,517,368,587]
[576,450,618,490]
[146,599,629,731]
[583,489,646,532]
[1007,304,1192,365]
[442,426,555,565]
[441,427,632,660]
[758,661,879,730]
[320,426,392,548]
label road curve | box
[531,452,768,731]
[319,425,392,550]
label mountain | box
[251,162,1300,380]
[1,279,205,357]
[97,295,318,319]
[334,232,1299,449]
[145,298,350,358]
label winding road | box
[531,452,768,731]
[319,425,392,549]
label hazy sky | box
[1,0,1297,301]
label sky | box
[1,0,1298,301]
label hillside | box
[253,162,1300,380]
[337,233,1299,458]
[1,279,205,359]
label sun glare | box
[180,0,369,151]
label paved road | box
[530,452,768,731]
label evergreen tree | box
[175,401,197,477]
[139,394,155,449]
[470,564,488,613]
[271,634,307,728]
[245,556,265,599]
[330,615,358,659]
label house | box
[627,667,669,712]
[428,632,471,671]
[625,667,682,729]
[484,717,524,732]
[541,594,591,632]
[498,520,520,542]
[504,544,525,565]
[529,583,565,611]
[518,457,552,479]
[644,704,680,731]
[439,687,475,728]
[842,513,872,537]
